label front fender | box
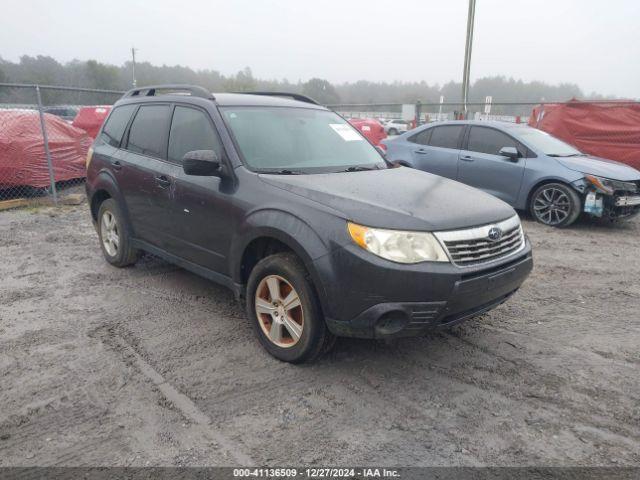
[517,172,584,210]
[229,208,345,313]
[230,208,333,279]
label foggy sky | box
[2,0,639,98]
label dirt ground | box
[0,204,638,467]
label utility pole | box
[461,0,476,119]
[131,47,138,87]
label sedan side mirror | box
[499,146,520,161]
[182,150,222,176]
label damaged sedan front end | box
[572,174,640,220]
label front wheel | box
[246,253,333,363]
[388,128,398,135]
[529,183,581,227]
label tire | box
[529,182,581,227]
[97,198,140,267]
[246,252,334,363]
[388,128,398,136]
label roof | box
[421,120,533,131]
[213,93,326,109]
[118,85,325,110]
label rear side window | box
[126,105,171,158]
[102,104,136,147]
[428,125,464,149]
[468,127,524,156]
[409,128,431,145]
[168,106,223,163]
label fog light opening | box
[375,310,409,336]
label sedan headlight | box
[348,222,449,264]
[585,175,637,195]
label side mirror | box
[375,146,387,159]
[182,150,221,176]
[499,146,520,161]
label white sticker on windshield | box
[330,123,363,141]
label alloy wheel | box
[101,210,119,257]
[254,275,304,348]
[533,187,571,226]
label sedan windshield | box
[221,107,386,173]
[513,127,584,157]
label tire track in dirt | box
[91,324,254,466]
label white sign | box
[401,104,416,121]
[330,124,363,141]
[484,96,493,115]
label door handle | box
[155,175,171,188]
[460,155,474,162]
[414,149,428,155]
[112,160,122,171]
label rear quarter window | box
[428,125,464,149]
[408,128,431,145]
[101,104,136,148]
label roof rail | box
[240,91,319,105]
[122,84,214,100]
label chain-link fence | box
[1,85,638,209]
[329,101,539,126]
[0,83,123,208]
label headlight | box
[585,175,637,195]
[348,222,449,264]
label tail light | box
[86,147,94,168]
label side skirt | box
[131,239,244,300]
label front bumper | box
[596,194,640,219]
[610,195,640,219]
[317,239,533,339]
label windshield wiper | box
[342,165,378,172]
[548,153,586,157]
[265,169,304,175]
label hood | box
[556,156,640,181]
[260,167,516,231]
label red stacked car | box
[348,118,387,148]
[0,110,91,189]
[72,105,112,139]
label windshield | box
[513,127,583,157]
[221,107,386,173]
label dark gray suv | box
[86,85,533,363]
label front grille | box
[434,215,525,267]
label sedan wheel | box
[530,183,581,227]
[254,274,304,348]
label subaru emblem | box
[487,226,502,242]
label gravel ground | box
[0,204,638,467]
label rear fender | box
[90,169,133,231]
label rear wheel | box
[529,182,581,227]
[97,198,139,267]
[246,253,333,363]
